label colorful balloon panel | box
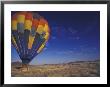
[12,20,17,30]
[17,13,25,23]
[28,35,35,49]
[24,20,32,30]
[37,44,45,53]
[11,11,50,64]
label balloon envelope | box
[11,12,50,64]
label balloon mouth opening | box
[22,58,31,64]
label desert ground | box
[11,60,100,77]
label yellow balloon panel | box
[37,44,45,53]
[24,20,32,30]
[12,36,18,50]
[12,20,17,30]
[28,35,35,49]
[36,25,44,34]
[17,15,25,23]
[44,24,49,33]
[44,33,49,39]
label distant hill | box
[11,60,100,66]
[11,61,22,67]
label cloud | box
[68,36,80,40]
[68,27,78,34]
[51,36,56,40]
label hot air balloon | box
[11,11,50,71]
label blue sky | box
[11,11,100,65]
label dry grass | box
[11,60,100,77]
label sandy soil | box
[11,60,100,77]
